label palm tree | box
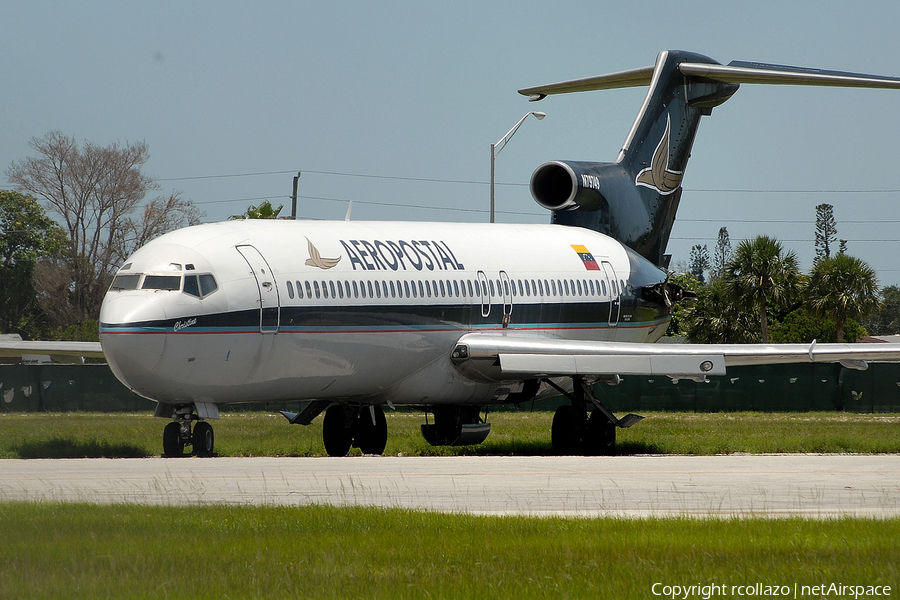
[229,200,283,220]
[806,253,880,342]
[724,235,802,343]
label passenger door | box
[236,245,280,333]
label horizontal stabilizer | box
[518,65,654,100]
[518,55,900,101]
[680,61,900,89]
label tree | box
[0,190,66,337]
[806,253,880,342]
[862,284,900,335]
[681,279,760,343]
[230,199,283,220]
[770,307,866,343]
[712,226,731,281]
[725,235,802,343]
[6,131,202,322]
[688,244,710,283]
[814,203,837,263]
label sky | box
[2,1,900,284]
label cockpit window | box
[142,275,182,291]
[183,274,219,299]
[110,274,141,291]
[199,274,218,296]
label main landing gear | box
[546,376,643,456]
[320,404,388,457]
[161,405,215,458]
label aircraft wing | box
[0,339,105,363]
[452,333,900,383]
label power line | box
[155,168,900,194]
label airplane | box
[5,49,900,458]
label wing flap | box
[454,333,900,383]
[0,339,105,363]
[499,353,725,378]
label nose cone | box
[100,295,168,396]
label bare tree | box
[7,131,202,322]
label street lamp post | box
[490,111,545,223]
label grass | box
[0,502,896,599]
[1,410,899,458]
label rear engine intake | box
[530,161,608,212]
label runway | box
[1,454,899,518]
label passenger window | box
[329,281,336,298]
[564,280,570,296]
[453,280,460,297]
[353,281,359,298]
[314,281,321,299]
[183,275,200,297]
[367,281,374,298]
[516,280,523,296]
[382,281,389,298]
[551,280,557,296]
[322,281,329,299]
[503,280,509,296]
[425,281,432,298]
[390,281,396,298]
[375,281,381,298]
[466,280,473,297]
[488,280,494,296]
[286,280,294,299]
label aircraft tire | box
[551,405,580,455]
[163,422,184,457]
[323,404,352,457]
[355,406,388,455]
[587,410,616,456]
[193,421,215,457]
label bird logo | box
[634,115,684,195]
[305,238,341,269]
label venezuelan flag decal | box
[571,245,601,270]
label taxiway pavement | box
[2,454,899,517]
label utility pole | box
[290,171,301,219]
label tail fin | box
[521,50,900,267]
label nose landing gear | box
[161,404,216,457]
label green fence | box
[2,362,900,414]
[598,362,900,413]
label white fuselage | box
[99,219,671,408]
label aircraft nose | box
[99,295,168,395]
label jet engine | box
[530,160,620,212]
